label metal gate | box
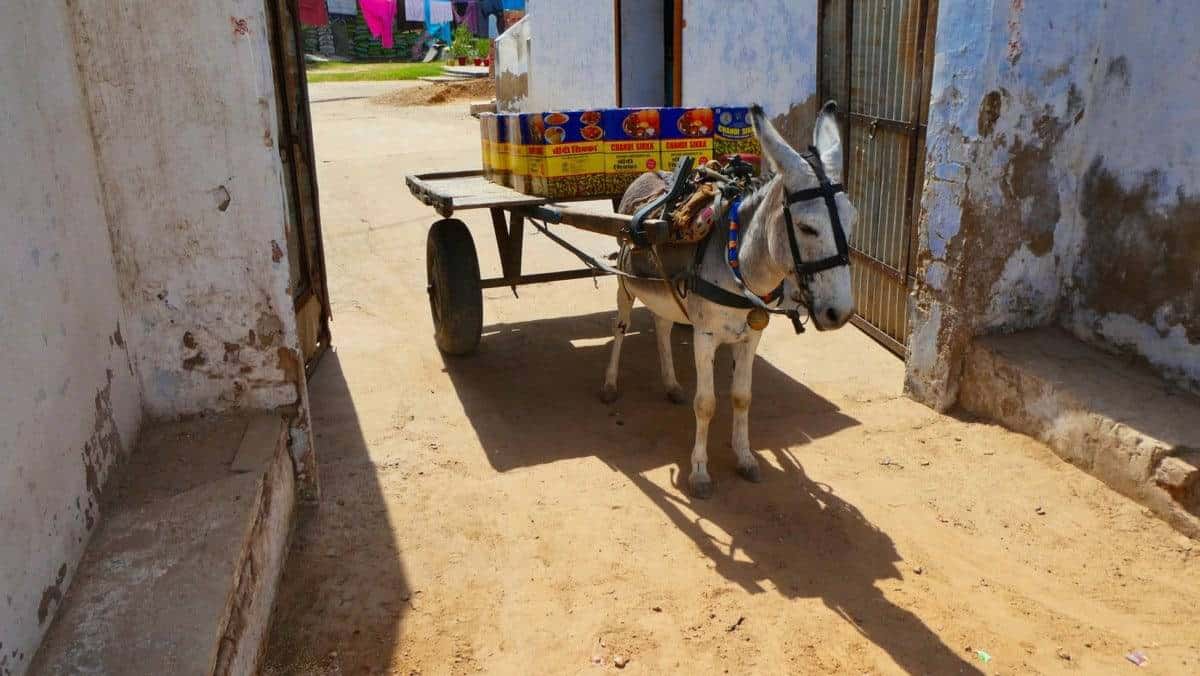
[819,0,938,356]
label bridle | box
[782,146,852,285]
[719,147,852,332]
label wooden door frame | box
[612,0,683,107]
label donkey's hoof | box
[599,384,619,404]
[688,473,714,499]
[666,386,687,405]
[737,461,762,483]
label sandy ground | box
[263,88,1200,675]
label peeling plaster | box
[905,0,1200,407]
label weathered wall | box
[495,17,529,112]
[681,0,819,147]
[1063,2,1200,392]
[905,0,1199,408]
[619,0,667,107]
[70,0,308,420]
[0,3,142,673]
[523,0,616,111]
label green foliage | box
[449,25,475,58]
[475,38,493,58]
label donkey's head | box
[750,103,856,331]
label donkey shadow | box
[443,308,979,674]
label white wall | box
[524,0,617,111]
[682,0,819,146]
[620,0,667,107]
[496,17,530,112]
[0,3,142,672]
[71,0,306,420]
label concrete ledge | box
[30,415,295,676]
[960,328,1200,538]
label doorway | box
[614,0,682,107]
[264,0,332,373]
[819,0,938,356]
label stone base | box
[960,328,1200,538]
[30,414,296,676]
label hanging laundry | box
[404,0,425,21]
[327,0,358,15]
[299,0,330,26]
[425,0,453,43]
[360,0,398,48]
[428,0,454,23]
[452,1,481,36]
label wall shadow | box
[262,352,408,675]
[444,309,980,675]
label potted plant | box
[475,38,492,67]
[449,26,473,66]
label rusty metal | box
[820,0,937,357]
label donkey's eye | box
[799,225,820,236]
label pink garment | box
[360,0,398,48]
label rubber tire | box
[427,218,482,355]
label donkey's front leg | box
[689,331,718,498]
[600,280,634,403]
[731,333,764,482]
[653,315,687,404]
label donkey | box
[602,103,857,498]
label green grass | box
[305,61,445,83]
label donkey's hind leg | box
[600,279,634,403]
[653,314,687,404]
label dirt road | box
[263,90,1200,675]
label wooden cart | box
[405,170,673,355]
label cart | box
[406,170,675,355]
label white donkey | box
[602,103,857,498]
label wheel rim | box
[427,248,442,327]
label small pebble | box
[912,566,924,575]
[1035,506,1046,516]
[652,606,662,612]
[613,656,628,668]
[1056,647,1071,661]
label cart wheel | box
[427,218,482,355]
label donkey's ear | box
[812,100,844,182]
[750,104,803,174]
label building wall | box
[906,0,1200,409]
[70,0,307,420]
[496,17,530,112]
[1062,1,1200,393]
[0,3,142,673]
[524,0,616,111]
[682,0,819,147]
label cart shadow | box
[443,308,980,675]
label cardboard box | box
[661,107,714,173]
[536,110,606,199]
[520,113,546,196]
[713,106,763,172]
[478,113,493,181]
[490,113,511,187]
[601,108,662,196]
[504,114,531,194]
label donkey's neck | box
[735,177,791,296]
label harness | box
[526,149,851,334]
[687,146,851,333]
